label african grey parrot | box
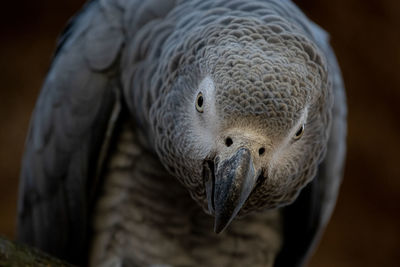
[17,0,347,266]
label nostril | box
[258,147,265,156]
[225,137,233,147]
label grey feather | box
[17,0,126,264]
[18,0,346,266]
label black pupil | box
[197,95,203,107]
[296,126,303,136]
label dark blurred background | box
[0,0,399,266]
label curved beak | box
[204,147,260,233]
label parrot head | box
[150,19,332,233]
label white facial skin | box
[188,76,219,160]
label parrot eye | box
[196,92,204,113]
[294,124,305,140]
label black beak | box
[206,147,259,233]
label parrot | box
[17,0,347,266]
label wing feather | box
[17,1,126,264]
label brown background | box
[0,1,399,266]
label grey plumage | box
[17,0,347,266]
